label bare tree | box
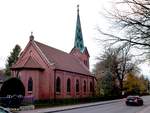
[94,46,139,95]
[99,0,150,59]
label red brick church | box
[11,6,95,100]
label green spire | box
[74,5,85,52]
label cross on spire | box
[77,4,79,13]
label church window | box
[90,82,93,92]
[76,80,79,93]
[28,77,33,92]
[83,80,86,92]
[56,77,61,92]
[67,78,71,93]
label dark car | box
[126,95,143,106]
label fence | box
[0,95,34,108]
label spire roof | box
[74,5,85,52]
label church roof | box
[34,41,91,75]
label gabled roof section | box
[34,41,91,75]
[12,56,44,70]
[83,47,90,57]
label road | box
[50,96,150,113]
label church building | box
[11,6,95,100]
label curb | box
[44,99,122,113]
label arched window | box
[76,80,79,93]
[90,82,93,92]
[28,77,33,91]
[56,77,61,92]
[83,80,86,92]
[67,78,71,93]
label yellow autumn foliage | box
[123,72,147,94]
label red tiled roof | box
[12,56,44,70]
[35,41,91,75]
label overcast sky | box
[0,0,149,77]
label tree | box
[124,72,149,95]
[100,71,114,96]
[94,46,139,96]
[139,75,150,94]
[93,48,119,96]
[99,0,150,59]
[0,78,25,108]
[5,44,21,76]
[93,61,104,96]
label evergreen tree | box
[101,71,114,96]
[5,44,21,76]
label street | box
[47,96,150,113]
[19,96,150,113]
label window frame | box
[90,82,93,92]
[67,78,71,95]
[28,77,33,93]
[83,80,86,93]
[56,77,61,94]
[76,79,79,94]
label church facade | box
[11,6,95,100]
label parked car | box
[0,106,11,113]
[126,95,143,106]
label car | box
[126,95,143,106]
[0,106,11,113]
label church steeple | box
[74,5,85,52]
[70,5,90,69]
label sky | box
[0,0,149,77]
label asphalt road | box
[52,96,150,113]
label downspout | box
[93,76,95,96]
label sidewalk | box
[18,99,124,113]
[136,105,150,113]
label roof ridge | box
[34,40,85,62]
[33,41,55,66]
